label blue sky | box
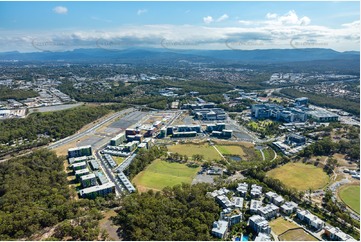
[0,1,359,52]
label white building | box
[324,226,357,241]
[280,201,298,215]
[249,215,271,235]
[250,200,262,214]
[212,220,228,239]
[237,182,248,197]
[297,209,325,231]
[250,184,262,198]
[257,204,279,220]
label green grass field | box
[279,228,318,241]
[168,143,222,161]
[132,159,200,192]
[267,163,330,191]
[216,145,246,157]
[112,156,125,165]
[339,185,360,214]
[269,218,299,235]
[262,148,275,161]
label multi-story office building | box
[68,145,92,158]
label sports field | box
[167,143,222,161]
[269,218,299,235]
[339,185,360,214]
[279,228,318,241]
[267,163,329,191]
[132,159,200,192]
[215,145,246,158]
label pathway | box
[212,145,229,164]
[259,149,265,161]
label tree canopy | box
[114,183,219,241]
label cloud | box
[137,9,148,15]
[216,14,229,22]
[266,13,278,19]
[299,16,311,26]
[0,13,359,52]
[342,20,360,28]
[273,10,311,26]
[203,16,214,24]
[53,6,68,15]
[238,20,253,25]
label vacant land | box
[279,228,318,241]
[132,159,200,192]
[216,145,246,157]
[267,163,330,191]
[269,218,299,235]
[339,185,360,214]
[167,143,222,161]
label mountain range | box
[0,48,359,65]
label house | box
[231,196,244,209]
[237,182,248,197]
[216,195,233,209]
[257,204,279,220]
[280,201,298,215]
[297,209,325,231]
[324,226,357,241]
[209,187,230,198]
[249,215,271,235]
[250,184,262,198]
[220,208,242,227]
[212,220,228,239]
[250,200,262,214]
[265,191,284,206]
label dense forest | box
[279,88,360,115]
[0,149,108,240]
[0,86,38,101]
[0,104,126,155]
[114,183,220,240]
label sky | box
[0,1,359,52]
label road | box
[95,150,123,196]
[48,108,135,150]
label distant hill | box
[0,48,359,64]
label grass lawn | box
[216,145,246,158]
[168,143,222,161]
[269,217,299,235]
[279,228,318,241]
[262,148,275,161]
[112,156,125,165]
[132,159,200,192]
[339,185,360,214]
[267,162,330,191]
